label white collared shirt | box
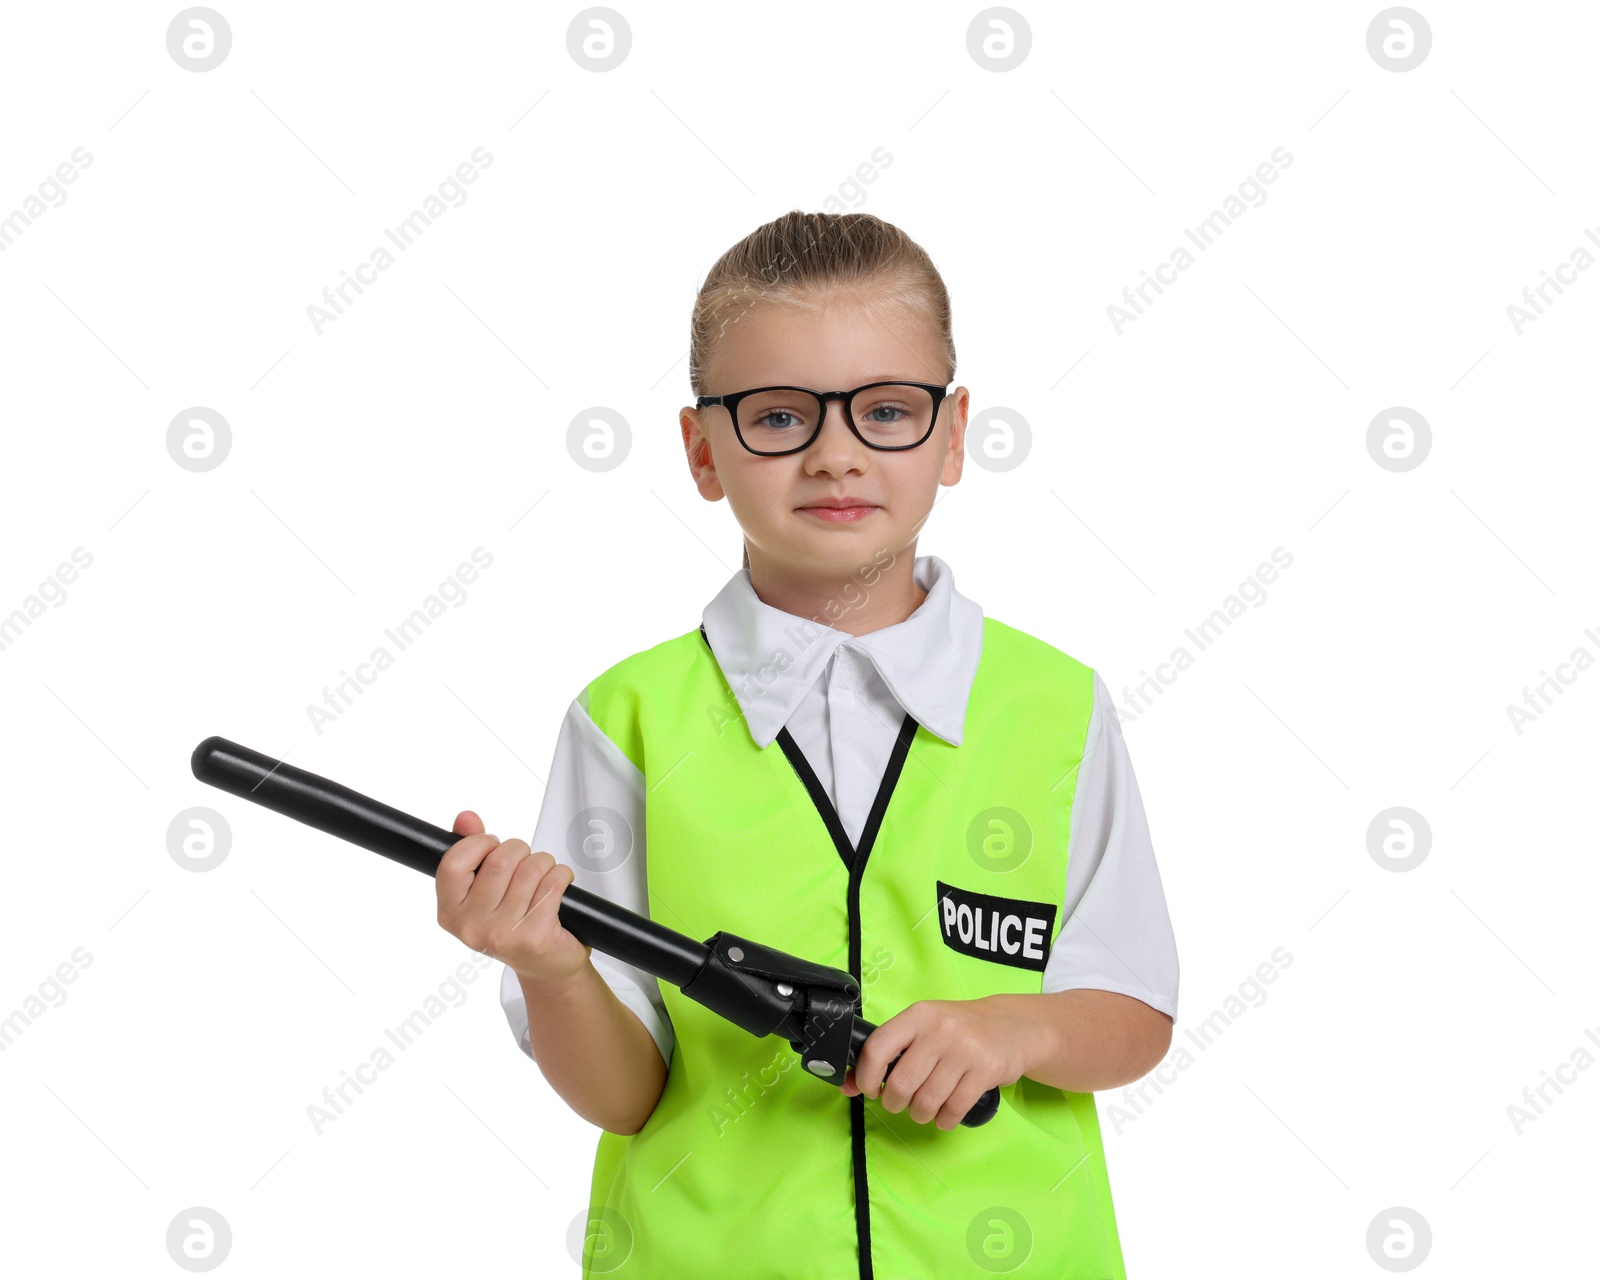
[500,554,1179,1067]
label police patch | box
[935,879,1058,972]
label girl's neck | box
[747,549,928,637]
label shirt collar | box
[700,553,985,750]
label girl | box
[437,211,1179,1279]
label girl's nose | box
[806,401,868,464]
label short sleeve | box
[1042,672,1179,1021]
[499,696,675,1067]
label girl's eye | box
[865,403,909,423]
[757,411,800,430]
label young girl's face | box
[681,293,968,586]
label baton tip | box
[191,734,230,782]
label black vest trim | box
[699,617,921,1280]
[774,729,855,873]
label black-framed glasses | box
[696,381,950,456]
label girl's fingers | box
[472,838,529,915]
[526,860,573,924]
[436,832,501,904]
[908,1057,968,1125]
[936,1070,991,1129]
[855,1021,913,1101]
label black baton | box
[190,736,1000,1128]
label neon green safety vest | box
[575,618,1127,1279]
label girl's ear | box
[681,407,725,500]
[680,407,706,467]
[940,387,969,487]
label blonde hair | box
[684,212,947,396]
[691,211,957,577]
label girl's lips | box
[798,505,879,523]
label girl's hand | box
[839,998,1038,1130]
[435,810,593,986]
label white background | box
[2,1,1595,1275]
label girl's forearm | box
[519,962,668,1134]
[984,988,1174,1094]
